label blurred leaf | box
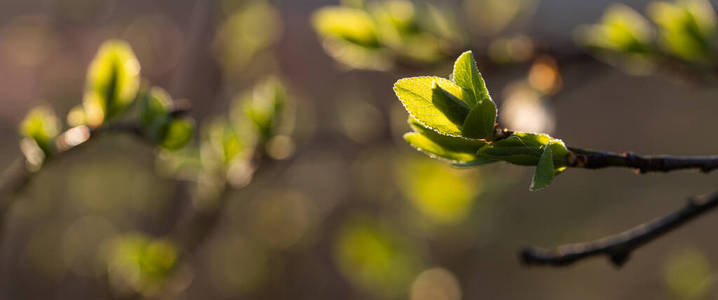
[398,157,478,224]
[664,248,713,299]
[19,106,60,154]
[214,1,282,70]
[140,88,172,129]
[161,119,195,151]
[83,40,141,127]
[334,217,419,298]
[105,234,178,295]
[649,0,717,63]
[394,76,471,136]
[578,4,654,54]
[205,119,246,167]
[463,0,537,35]
[242,78,288,141]
[313,6,380,48]
[139,88,194,150]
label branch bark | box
[521,191,718,267]
[568,147,718,173]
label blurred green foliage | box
[397,157,477,225]
[334,216,420,298]
[578,0,718,74]
[19,106,60,159]
[104,234,178,296]
[312,0,463,70]
[19,39,194,170]
[139,88,195,151]
[81,40,141,127]
[395,51,567,190]
[214,0,282,78]
[663,248,714,299]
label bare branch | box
[521,191,718,267]
[568,147,718,173]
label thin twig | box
[521,191,718,267]
[568,147,718,173]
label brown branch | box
[521,191,718,267]
[568,147,718,173]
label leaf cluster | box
[578,0,718,72]
[19,40,195,168]
[395,51,568,190]
[312,0,463,70]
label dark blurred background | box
[2,0,718,299]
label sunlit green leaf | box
[404,132,493,166]
[394,76,471,136]
[453,51,490,106]
[408,117,487,153]
[462,103,496,139]
[83,40,141,126]
[431,83,470,126]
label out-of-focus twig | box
[521,191,718,267]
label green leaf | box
[476,133,545,165]
[530,144,555,191]
[161,118,195,151]
[394,76,472,136]
[19,106,60,154]
[404,132,495,166]
[83,40,140,127]
[431,82,470,126]
[452,51,496,139]
[452,50,491,106]
[408,117,486,153]
[462,101,496,139]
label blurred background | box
[2,0,718,299]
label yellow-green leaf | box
[452,50,491,106]
[404,132,494,166]
[394,76,471,136]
